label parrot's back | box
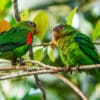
[58,32,100,66]
[0,27,33,60]
[53,24,100,80]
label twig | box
[32,42,52,47]
[0,66,27,71]
[1,60,100,72]
[12,0,21,22]
[24,60,100,71]
[1,63,100,80]
[32,41,100,47]
[29,44,46,100]
[93,41,100,45]
[32,41,100,48]
[34,74,46,100]
[54,73,89,100]
[0,60,100,72]
[0,69,56,80]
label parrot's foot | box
[18,58,25,66]
[12,58,17,66]
[12,62,17,66]
[68,67,72,74]
[76,64,80,72]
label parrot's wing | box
[75,33,99,63]
[0,27,29,52]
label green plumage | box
[53,24,100,79]
[0,21,36,65]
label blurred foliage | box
[0,0,12,19]
[33,10,49,40]
[20,9,29,21]
[66,7,78,25]
[92,20,100,41]
[0,0,100,100]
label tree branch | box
[34,74,46,100]
[1,60,100,99]
[0,60,100,79]
[29,44,46,100]
[12,0,21,22]
[32,42,52,47]
[93,41,100,45]
[54,73,89,100]
[32,41,100,48]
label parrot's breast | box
[26,32,33,45]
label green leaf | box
[33,10,49,40]
[20,9,29,21]
[0,0,11,19]
[92,20,100,41]
[34,47,43,61]
[67,7,78,25]
[0,0,10,11]
[47,46,55,62]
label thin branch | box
[34,74,46,100]
[32,42,52,47]
[0,66,45,71]
[0,66,27,71]
[29,45,46,100]
[12,0,21,22]
[54,73,89,100]
[0,69,58,80]
[24,60,100,71]
[32,41,100,48]
[1,62,100,80]
[1,60,100,72]
[93,41,100,45]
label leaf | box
[67,7,78,25]
[0,0,10,11]
[34,47,43,61]
[20,9,29,21]
[47,46,55,62]
[0,20,11,33]
[33,10,48,39]
[0,0,11,19]
[92,20,100,41]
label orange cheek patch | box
[0,20,11,33]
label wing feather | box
[75,33,99,63]
[0,27,29,52]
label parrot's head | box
[16,21,36,34]
[52,24,75,43]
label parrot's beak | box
[32,27,37,35]
[52,31,61,41]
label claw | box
[76,64,80,72]
[68,67,72,74]
[12,58,17,66]
[18,58,25,66]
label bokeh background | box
[0,0,100,100]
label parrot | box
[0,21,36,65]
[52,24,100,78]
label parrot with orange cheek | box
[0,21,36,65]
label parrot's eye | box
[28,22,36,27]
[53,25,64,32]
[58,26,63,30]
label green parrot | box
[0,21,36,65]
[52,24,100,78]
